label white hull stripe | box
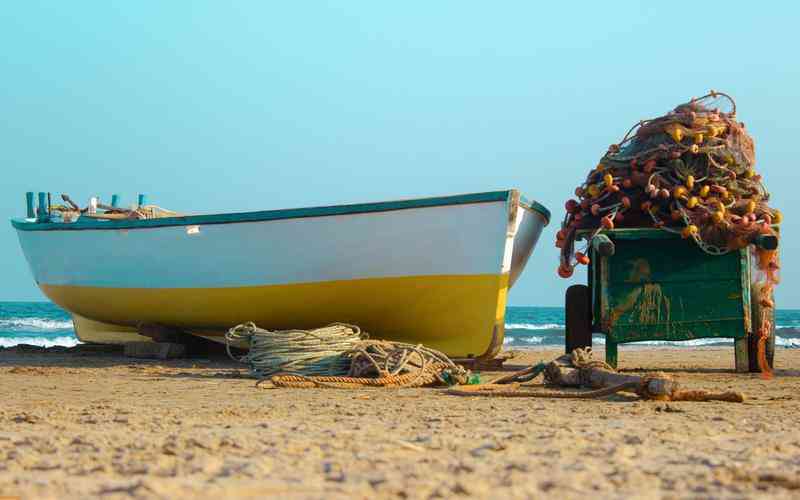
[16,201,549,289]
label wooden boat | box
[12,190,549,358]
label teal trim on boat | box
[518,195,551,224]
[12,190,550,232]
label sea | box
[1,302,799,349]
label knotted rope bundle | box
[270,340,471,389]
[448,348,744,402]
[226,322,365,378]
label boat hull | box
[13,190,548,357]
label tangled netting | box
[556,91,780,376]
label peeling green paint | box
[589,229,752,367]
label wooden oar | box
[81,212,135,220]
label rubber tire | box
[748,282,775,372]
[565,284,592,354]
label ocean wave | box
[504,335,732,347]
[0,335,80,348]
[505,323,564,331]
[504,321,800,334]
[603,338,733,347]
[0,318,73,332]
[504,336,545,345]
[777,337,800,348]
[504,333,798,348]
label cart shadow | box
[619,367,732,374]
[620,367,800,377]
[154,369,251,380]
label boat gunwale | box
[11,190,550,232]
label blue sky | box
[2,2,799,306]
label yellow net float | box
[665,123,685,143]
[681,225,699,239]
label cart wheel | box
[565,284,592,354]
[748,282,775,372]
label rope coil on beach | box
[226,322,471,387]
[226,322,365,378]
[269,368,447,389]
[270,341,471,388]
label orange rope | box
[755,240,779,379]
[267,363,451,388]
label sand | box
[0,345,799,499]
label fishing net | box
[556,91,781,376]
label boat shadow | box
[152,368,252,380]
[0,343,246,373]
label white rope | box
[226,322,365,378]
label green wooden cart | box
[565,228,776,372]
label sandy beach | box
[0,346,798,499]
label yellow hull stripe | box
[42,274,510,358]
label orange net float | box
[557,263,574,278]
[575,252,590,265]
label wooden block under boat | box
[124,342,186,360]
